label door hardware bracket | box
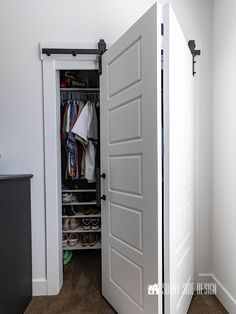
[98,39,107,75]
[42,39,107,75]
[188,40,201,76]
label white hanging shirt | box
[71,102,98,182]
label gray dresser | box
[0,175,33,314]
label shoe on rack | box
[66,205,79,216]
[62,193,77,203]
[69,218,80,230]
[91,218,100,230]
[63,218,70,231]
[82,207,92,215]
[81,233,88,247]
[84,193,96,202]
[88,233,98,246]
[77,194,85,202]
[63,234,69,247]
[82,218,91,230]
[68,233,79,247]
[62,206,67,216]
[62,193,70,202]
[91,207,100,215]
[61,184,68,190]
[73,205,80,214]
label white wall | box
[212,0,236,312]
[0,0,212,295]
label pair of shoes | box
[82,207,100,215]
[63,218,80,230]
[62,193,77,203]
[82,218,100,230]
[81,233,98,247]
[63,205,79,216]
[63,233,79,247]
[63,250,73,265]
[77,193,96,203]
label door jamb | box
[41,44,99,295]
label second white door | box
[163,4,194,314]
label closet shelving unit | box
[62,187,102,251]
[60,69,101,251]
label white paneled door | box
[100,3,162,314]
[163,4,194,314]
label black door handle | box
[96,170,106,207]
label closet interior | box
[60,69,101,266]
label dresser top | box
[0,174,33,183]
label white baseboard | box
[197,273,236,313]
[196,273,213,285]
[32,278,47,296]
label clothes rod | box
[60,88,99,91]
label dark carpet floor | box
[188,294,228,314]
[25,251,228,314]
[25,252,115,314]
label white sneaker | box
[82,218,91,230]
[63,218,70,231]
[62,234,68,247]
[69,218,80,230]
[62,193,77,203]
[91,218,100,230]
[68,233,79,247]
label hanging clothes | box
[72,101,98,182]
[61,100,86,180]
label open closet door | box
[163,4,194,314]
[100,3,162,314]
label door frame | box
[40,43,99,295]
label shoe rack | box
[62,188,101,250]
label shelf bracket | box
[188,40,201,76]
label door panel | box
[108,40,141,97]
[110,247,143,305]
[109,97,141,144]
[109,154,142,195]
[110,202,142,250]
[163,4,194,314]
[101,3,162,314]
